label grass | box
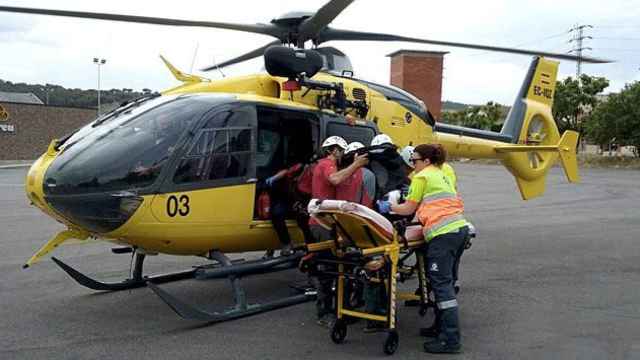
[577,154,640,170]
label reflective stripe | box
[424,214,467,238]
[437,299,458,310]
[422,192,457,202]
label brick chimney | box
[387,50,447,120]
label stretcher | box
[304,199,435,355]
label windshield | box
[44,95,220,195]
[60,94,171,151]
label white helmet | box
[322,136,348,150]
[345,141,365,154]
[400,145,415,168]
[371,134,393,147]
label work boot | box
[424,307,461,353]
[363,320,385,333]
[423,337,462,354]
[280,244,293,256]
[316,313,335,328]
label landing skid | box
[51,254,196,291]
[148,282,314,322]
[148,251,317,322]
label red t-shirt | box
[312,157,337,200]
[310,157,337,225]
[336,168,363,203]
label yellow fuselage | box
[25,59,574,258]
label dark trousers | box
[272,196,313,246]
[310,225,334,318]
[271,199,290,246]
[364,281,387,315]
[452,241,465,284]
[425,226,469,344]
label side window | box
[174,108,254,184]
[326,122,376,146]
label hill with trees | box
[0,79,153,108]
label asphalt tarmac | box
[1,164,639,360]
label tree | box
[552,74,609,134]
[585,81,640,157]
[441,101,506,131]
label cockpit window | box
[173,106,255,184]
[44,95,215,195]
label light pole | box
[93,57,106,115]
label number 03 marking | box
[167,195,190,217]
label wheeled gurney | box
[304,199,435,355]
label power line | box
[595,25,640,29]
[595,48,640,52]
[594,37,640,41]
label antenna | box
[212,54,225,78]
[189,42,199,73]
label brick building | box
[0,99,96,160]
[388,50,447,120]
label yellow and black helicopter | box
[1,0,608,322]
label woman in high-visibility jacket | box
[377,143,469,354]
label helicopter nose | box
[40,160,144,234]
[44,189,144,234]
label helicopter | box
[2,0,608,322]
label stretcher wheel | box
[330,319,347,344]
[383,330,399,355]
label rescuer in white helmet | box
[309,135,368,327]
[370,133,393,147]
[400,145,416,177]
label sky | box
[1,0,639,105]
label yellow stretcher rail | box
[305,206,431,355]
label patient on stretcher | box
[307,199,423,247]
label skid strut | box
[148,251,316,322]
[52,251,196,291]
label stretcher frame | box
[306,203,434,355]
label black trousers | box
[271,195,313,246]
[425,226,469,343]
[271,199,290,246]
[425,226,468,304]
[310,225,335,318]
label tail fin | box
[557,130,580,183]
[495,57,581,200]
[500,57,559,144]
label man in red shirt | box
[310,135,368,326]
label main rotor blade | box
[298,0,354,42]
[0,6,281,39]
[201,40,281,71]
[318,29,612,64]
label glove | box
[377,200,392,214]
[265,176,277,187]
